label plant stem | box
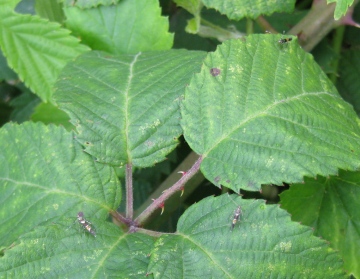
[198,18,245,41]
[125,163,133,219]
[329,25,345,84]
[134,152,205,229]
[135,155,203,225]
[110,210,131,226]
[289,0,341,51]
[246,18,254,35]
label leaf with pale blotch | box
[147,194,346,278]
[0,222,154,278]
[181,34,360,192]
[0,122,121,246]
[54,50,206,167]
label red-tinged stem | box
[110,210,131,226]
[134,155,203,225]
[125,163,133,219]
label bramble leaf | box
[0,222,154,278]
[61,0,121,9]
[54,50,206,167]
[181,34,360,192]
[147,194,346,278]
[0,5,89,102]
[201,0,294,20]
[0,122,121,246]
[64,0,173,55]
[280,170,360,278]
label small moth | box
[77,212,96,237]
[231,205,242,231]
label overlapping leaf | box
[0,6,89,102]
[201,0,294,20]
[0,122,121,246]
[54,50,206,167]
[0,222,154,278]
[147,194,346,278]
[280,170,360,278]
[64,0,173,55]
[327,0,354,20]
[181,34,360,192]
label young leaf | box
[0,6,89,102]
[147,194,346,278]
[280,170,360,278]
[0,222,154,278]
[174,0,202,34]
[181,34,360,192]
[201,0,295,20]
[0,122,121,246]
[64,0,173,55]
[327,0,354,20]
[53,50,206,167]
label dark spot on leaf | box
[210,68,221,76]
[214,176,221,185]
[226,180,230,184]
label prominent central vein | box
[124,52,141,163]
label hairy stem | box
[135,155,203,225]
[125,163,133,219]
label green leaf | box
[54,50,206,167]
[174,0,202,15]
[35,0,65,23]
[31,102,74,131]
[185,17,200,34]
[0,6,89,102]
[9,90,41,123]
[327,0,354,20]
[147,194,346,278]
[61,0,121,9]
[201,0,295,20]
[64,0,173,55]
[337,49,360,115]
[181,34,360,192]
[174,0,202,34]
[0,222,154,278]
[280,170,360,278]
[0,0,19,10]
[0,122,121,246]
[0,50,17,81]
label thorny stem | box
[134,155,203,225]
[125,163,133,219]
